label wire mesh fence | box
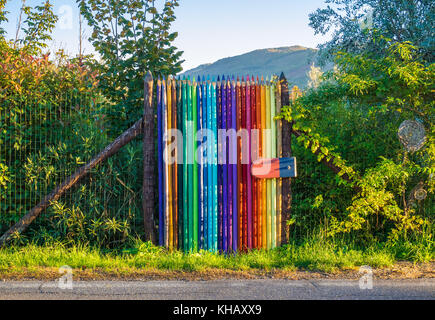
[0,92,144,247]
[1,84,432,248]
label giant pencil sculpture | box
[192,80,199,251]
[171,80,178,249]
[246,76,252,249]
[211,79,218,252]
[157,79,164,246]
[167,79,173,250]
[201,77,208,250]
[260,80,267,249]
[217,78,223,252]
[265,79,272,250]
[206,78,213,250]
[182,80,188,251]
[155,75,293,253]
[231,78,238,252]
[221,77,228,253]
[162,79,169,248]
[270,82,277,249]
[176,80,183,249]
[227,78,234,252]
[197,78,203,250]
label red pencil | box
[241,77,247,251]
[255,77,262,248]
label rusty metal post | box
[279,72,292,245]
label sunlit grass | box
[2,234,431,276]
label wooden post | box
[280,72,292,245]
[143,71,156,243]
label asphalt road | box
[0,279,433,300]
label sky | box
[3,0,331,71]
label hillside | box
[180,46,318,88]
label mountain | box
[179,46,318,88]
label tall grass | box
[1,234,431,274]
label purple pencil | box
[222,76,228,253]
[226,77,233,252]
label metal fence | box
[0,92,144,246]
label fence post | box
[143,71,156,244]
[279,72,292,245]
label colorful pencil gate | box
[157,75,286,253]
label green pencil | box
[270,82,277,248]
[187,79,194,251]
[192,81,199,251]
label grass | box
[1,235,432,279]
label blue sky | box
[3,0,331,71]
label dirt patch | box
[1,261,433,281]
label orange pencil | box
[167,79,173,250]
[260,78,267,249]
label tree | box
[309,0,435,63]
[78,0,184,132]
[282,36,434,242]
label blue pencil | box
[211,78,218,252]
[201,77,208,250]
[206,77,213,250]
[197,76,204,250]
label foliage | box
[0,0,7,36]
[281,37,434,243]
[0,1,142,248]
[18,0,58,55]
[309,0,435,62]
[78,0,184,132]
[2,235,422,275]
[2,233,432,277]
